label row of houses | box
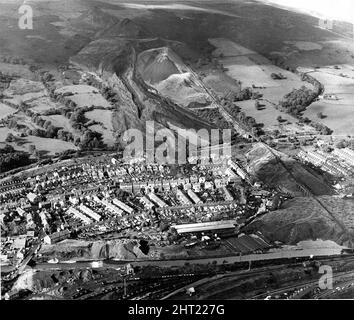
[333,148,354,167]
[119,175,231,194]
[298,150,349,177]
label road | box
[30,249,348,274]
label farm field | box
[85,109,113,130]
[209,38,312,104]
[55,85,111,108]
[42,115,77,134]
[284,41,323,51]
[236,100,293,130]
[202,69,241,96]
[304,102,354,135]
[15,114,43,131]
[89,124,115,146]
[303,65,354,135]
[86,109,115,146]
[0,127,77,155]
[0,62,35,80]
[3,78,47,106]
[0,103,16,119]
[28,97,63,114]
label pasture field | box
[3,79,47,106]
[0,103,16,119]
[85,109,113,131]
[86,109,115,146]
[4,79,45,95]
[23,136,78,155]
[4,92,46,106]
[89,124,115,146]
[202,69,241,96]
[236,100,294,130]
[42,115,77,134]
[55,85,111,108]
[303,65,354,135]
[304,102,354,135]
[0,127,77,155]
[209,38,312,104]
[15,114,43,131]
[0,62,35,79]
[28,97,63,114]
[284,41,323,51]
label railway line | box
[162,254,354,299]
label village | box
[0,152,285,272]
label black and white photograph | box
[0,0,354,305]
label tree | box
[277,116,283,123]
[317,112,325,119]
[335,140,347,149]
[28,144,36,155]
[255,100,261,110]
[43,120,52,130]
[5,133,15,143]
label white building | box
[223,186,234,201]
[140,196,155,209]
[67,207,92,225]
[187,189,202,204]
[147,193,167,208]
[79,205,101,222]
[100,199,123,216]
[39,211,48,227]
[113,199,134,214]
[333,148,354,166]
[228,160,247,180]
[176,189,191,205]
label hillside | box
[96,18,151,39]
[137,47,210,107]
[245,196,354,247]
[246,143,333,196]
[69,7,118,32]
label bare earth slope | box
[246,143,333,196]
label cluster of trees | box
[224,102,264,136]
[6,105,104,149]
[271,73,287,80]
[0,56,27,65]
[311,122,333,135]
[269,56,297,73]
[297,116,333,135]
[196,109,231,129]
[255,100,264,110]
[301,73,324,96]
[279,86,318,116]
[230,87,263,102]
[335,139,354,149]
[0,145,31,173]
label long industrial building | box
[223,186,234,201]
[172,220,237,234]
[79,204,101,222]
[333,148,354,166]
[100,199,123,216]
[228,160,248,180]
[67,207,92,225]
[187,189,202,204]
[148,193,167,208]
[176,189,192,205]
[140,196,155,209]
[113,198,134,214]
